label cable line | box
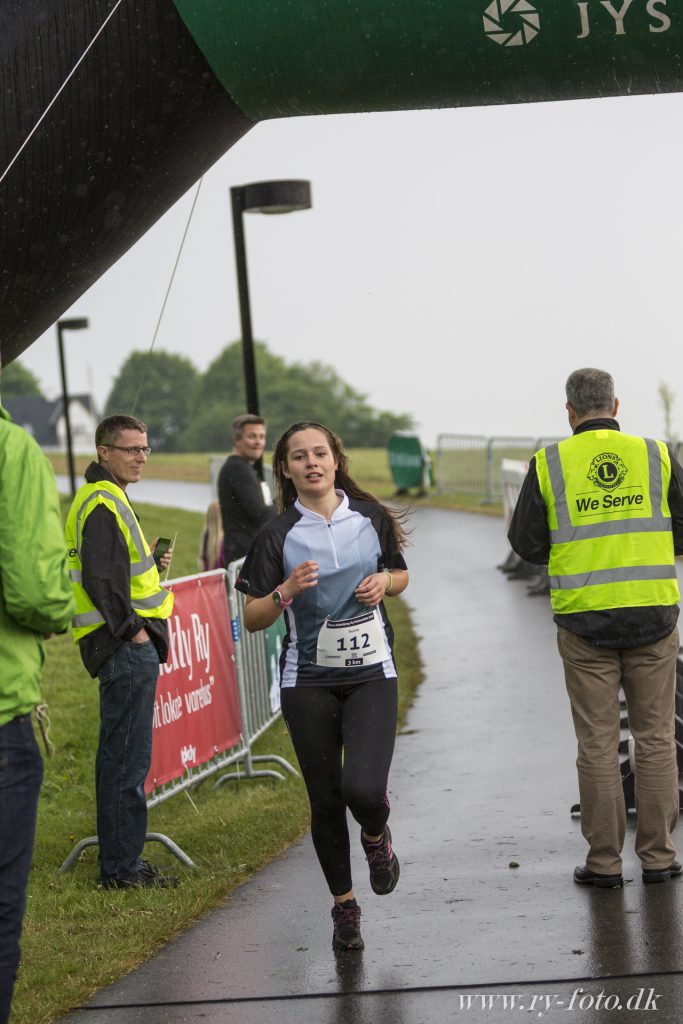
[131,177,204,415]
[0,0,127,187]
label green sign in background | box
[172,0,682,121]
[389,433,427,490]
[264,615,286,713]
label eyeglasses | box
[103,445,152,456]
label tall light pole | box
[56,317,89,499]
[230,180,312,419]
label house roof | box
[49,393,98,424]
[3,396,58,445]
[3,394,98,446]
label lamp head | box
[234,180,312,215]
[58,317,89,330]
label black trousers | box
[280,678,398,896]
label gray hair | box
[565,368,615,417]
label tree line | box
[1,344,414,450]
[103,342,413,451]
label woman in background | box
[236,421,408,952]
[197,500,224,572]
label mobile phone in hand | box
[154,536,172,570]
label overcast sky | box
[18,90,683,448]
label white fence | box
[436,434,562,502]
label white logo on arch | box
[483,0,540,46]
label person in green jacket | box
[0,387,75,1024]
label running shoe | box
[361,825,400,895]
[331,901,364,951]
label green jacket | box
[0,404,75,726]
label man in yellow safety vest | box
[509,368,683,889]
[65,414,176,889]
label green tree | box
[658,381,678,443]
[183,341,413,451]
[180,402,235,452]
[1,359,42,397]
[105,351,199,451]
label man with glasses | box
[65,414,176,889]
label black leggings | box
[280,678,398,896]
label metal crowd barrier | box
[213,559,297,788]
[59,565,297,873]
[676,651,683,776]
[435,433,488,498]
[436,433,561,502]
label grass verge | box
[46,450,504,516]
[11,505,423,1024]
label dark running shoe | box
[101,860,180,890]
[361,826,400,895]
[643,859,683,885]
[331,900,364,951]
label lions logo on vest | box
[587,452,628,492]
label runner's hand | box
[284,560,319,599]
[355,573,387,607]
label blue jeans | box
[96,641,160,880]
[0,715,43,1024]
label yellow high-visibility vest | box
[535,430,679,615]
[65,480,174,641]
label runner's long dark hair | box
[272,421,409,551]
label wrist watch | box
[272,587,293,608]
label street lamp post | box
[56,317,89,499]
[230,180,312,418]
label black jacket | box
[508,419,683,647]
[77,462,169,677]
[217,454,276,565]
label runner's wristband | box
[383,570,393,594]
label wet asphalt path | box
[63,508,683,1023]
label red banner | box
[146,571,242,793]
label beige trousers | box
[557,625,679,875]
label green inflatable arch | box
[174,0,681,117]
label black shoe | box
[573,865,623,889]
[101,860,180,890]
[361,826,400,895]
[331,900,364,951]
[643,859,682,884]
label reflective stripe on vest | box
[65,481,173,640]
[549,564,678,591]
[74,489,156,575]
[71,588,171,630]
[536,432,679,614]
[545,438,671,543]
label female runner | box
[236,421,409,951]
